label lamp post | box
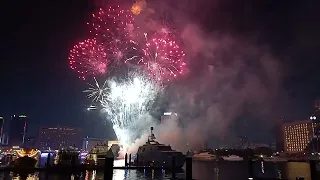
[310,116,318,153]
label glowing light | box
[16,149,40,158]
[83,77,109,102]
[40,153,49,157]
[131,4,142,15]
[131,0,146,15]
[69,39,108,80]
[100,72,160,147]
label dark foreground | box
[1,160,320,180]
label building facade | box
[283,120,320,153]
[0,116,4,144]
[36,127,83,150]
[9,115,27,148]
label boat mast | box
[149,127,156,142]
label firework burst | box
[137,33,186,82]
[100,71,160,145]
[83,77,109,102]
[69,39,108,80]
[88,6,139,65]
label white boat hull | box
[222,156,243,161]
[135,151,185,168]
[263,158,288,162]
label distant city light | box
[163,112,178,116]
[0,117,3,119]
[40,153,49,157]
[310,116,316,120]
[19,115,27,118]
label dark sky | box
[1,0,320,140]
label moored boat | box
[133,127,185,168]
[193,152,216,161]
[263,156,288,162]
[222,155,243,161]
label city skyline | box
[1,0,320,145]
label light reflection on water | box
[5,161,315,180]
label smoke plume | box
[125,0,284,152]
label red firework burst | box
[69,39,108,80]
[87,6,139,65]
[139,33,186,81]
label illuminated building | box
[283,120,320,153]
[0,116,4,144]
[36,127,83,150]
[9,115,27,148]
[83,137,108,151]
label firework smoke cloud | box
[69,0,285,154]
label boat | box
[133,127,185,168]
[222,155,243,161]
[85,142,121,166]
[12,149,40,168]
[263,156,288,162]
[54,147,80,166]
[193,152,216,161]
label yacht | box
[133,127,185,168]
[12,149,40,168]
[222,155,243,161]
[85,143,120,166]
[54,147,80,166]
[193,152,216,161]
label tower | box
[9,115,27,148]
[0,116,4,144]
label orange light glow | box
[131,3,142,15]
[131,0,147,15]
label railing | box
[1,154,320,180]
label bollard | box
[129,154,132,167]
[46,153,51,168]
[309,160,317,180]
[248,158,253,179]
[71,156,75,168]
[136,154,139,165]
[125,153,128,167]
[172,156,176,178]
[186,155,193,180]
[104,149,114,180]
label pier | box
[1,149,320,180]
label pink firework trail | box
[139,33,186,82]
[69,39,108,80]
[88,6,139,65]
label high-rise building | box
[0,116,4,144]
[283,120,320,153]
[36,127,83,150]
[9,115,27,148]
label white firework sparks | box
[83,77,109,102]
[100,72,160,146]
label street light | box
[310,116,318,153]
[310,116,317,120]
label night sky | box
[1,0,320,142]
